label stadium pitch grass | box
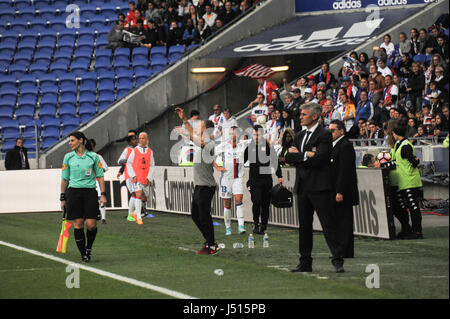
[0,211,448,299]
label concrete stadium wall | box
[40,0,296,168]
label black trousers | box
[334,201,354,258]
[248,178,272,227]
[390,186,412,233]
[399,187,423,233]
[297,190,341,260]
[191,185,216,247]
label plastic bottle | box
[218,243,226,249]
[263,233,269,248]
[233,243,244,249]
[248,233,255,248]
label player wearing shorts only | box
[126,132,155,225]
[117,131,139,221]
[60,132,106,263]
[85,139,109,224]
[215,127,249,235]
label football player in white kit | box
[214,126,250,235]
[85,139,109,224]
[117,131,139,221]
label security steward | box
[244,124,283,235]
[60,131,107,262]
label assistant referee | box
[60,131,107,262]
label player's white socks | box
[100,205,106,220]
[224,208,232,228]
[236,204,244,227]
[134,199,142,220]
[128,197,135,216]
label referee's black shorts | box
[65,188,100,221]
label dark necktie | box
[301,131,312,152]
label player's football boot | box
[238,225,246,234]
[225,227,232,236]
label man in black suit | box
[5,138,30,170]
[329,120,359,259]
[285,103,344,273]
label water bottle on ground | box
[233,243,244,249]
[263,233,269,248]
[248,233,255,248]
[218,243,226,249]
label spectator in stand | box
[202,4,217,28]
[166,20,183,48]
[130,19,147,48]
[336,89,356,134]
[269,90,284,112]
[442,104,450,125]
[407,117,418,138]
[145,1,161,21]
[238,0,249,14]
[377,57,393,77]
[304,87,318,104]
[435,35,449,60]
[380,34,395,57]
[368,79,383,115]
[397,53,412,78]
[316,63,335,89]
[407,62,425,112]
[355,77,369,104]
[317,89,327,111]
[178,0,191,18]
[181,18,195,45]
[256,77,278,105]
[422,104,433,132]
[248,93,269,124]
[355,90,374,124]
[284,92,294,111]
[341,76,357,103]
[208,104,224,132]
[221,1,237,25]
[192,17,212,44]
[291,88,304,110]
[430,91,443,115]
[433,66,448,93]
[137,0,149,13]
[398,32,412,56]
[211,0,224,17]
[430,25,447,50]
[322,98,341,129]
[106,20,125,49]
[434,113,449,137]
[185,5,199,27]
[280,109,300,133]
[196,0,207,17]
[125,1,137,30]
[283,77,307,98]
[358,52,370,75]
[5,138,30,170]
[381,74,399,109]
[417,28,429,54]
[210,18,224,33]
[367,120,384,145]
[368,63,385,91]
[306,74,317,95]
[144,19,166,47]
[164,4,179,24]
[410,28,420,55]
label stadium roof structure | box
[204,7,421,58]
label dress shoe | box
[290,258,312,272]
[332,258,345,273]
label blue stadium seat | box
[0,53,13,67]
[59,91,76,105]
[79,82,95,95]
[97,79,114,94]
[150,64,165,75]
[10,18,29,33]
[80,71,97,87]
[58,28,77,42]
[29,17,48,31]
[1,119,20,140]
[16,106,35,124]
[14,0,32,9]
[79,112,95,123]
[73,48,93,64]
[23,137,37,152]
[36,4,56,20]
[33,51,52,65]
[48,15,68,31]
[113,56,130,72]
[40,91,58,105]
[53,48,73,64]
[79,92,96,108]
[0,75,17,90]
[58,72,77,86]
[17,39,37,54]
[413,54,426,63]
[20,29,39,42]
[99,3,117,16]
[0,96,16,111]
[36,38,56,53]
[0,7,15,21]
[38,74,58,87]
[49,61,69,75]
[61,116,80,136]
[41,116,60,128]
[150,46,166,59]
[1,30,19,43]
[97,91,114,109]
[89,15,106,29]
[22,119,41,139]
[19,74,37,87]
[38,104,57,121]
[116,69,133,81]
[77,27,96,41]
[78,104,96,117]
[132,47,149,60]
[114,47,130,58]
[80,3,97,16]
[18,93,37,107]
[0,85,18,99]
[39,29,57,42]
[168,45,185,60]
[1,139,17,152]
[98,69,115,82]
[14,51,33,65]
[58,38,75,51]
[41,136,59,149]
[70,60,89,76]
[59,83,77,96]
[116,80,132,97]
[8,63,28,77]
[0,40,17,56]
[94,57,111,72]
[96,25,111,37]
[95,37,108,48]
[17,6,36,20]
[19,85,39,100]
[0,105,14,121]
[134,68,151,86]
[59,104,76,120]
[77,37,94,50]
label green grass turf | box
[0,211,448,299]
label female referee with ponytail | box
[60,132,107,262]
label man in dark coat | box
[329,120,359,258]
[5,138,30,170]
[285,103,344,273]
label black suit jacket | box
[285,125,333,194]
[5,146,30,170]
[330,137,359,206]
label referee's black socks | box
[86,227,97,250]
[74,228,86,256]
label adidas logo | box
[234,19,384,53]
[377,0,408,6]
[332,0,362,10]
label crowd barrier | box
[0,166,395,239]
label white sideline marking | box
[0,240,197,299]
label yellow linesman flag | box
[56,219,72,253]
